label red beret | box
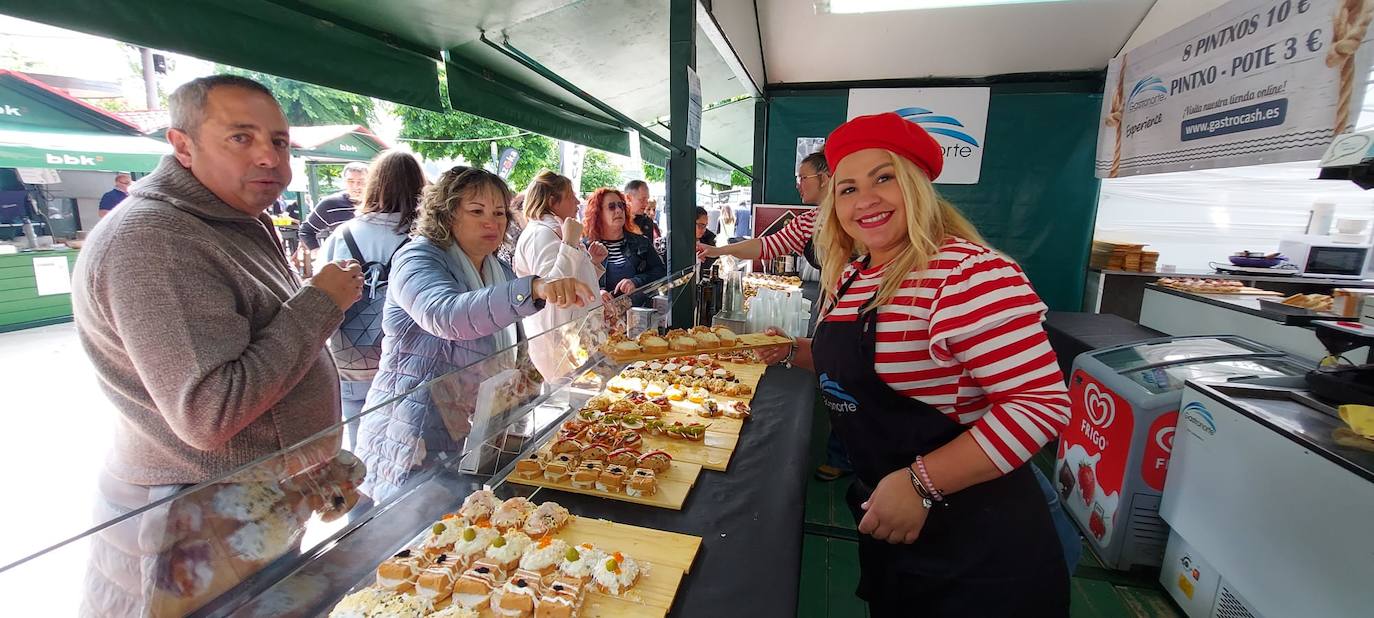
[825,112,944,181]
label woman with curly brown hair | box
[356,166,594,501]
[582,187,665,301]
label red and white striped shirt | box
[820,238,1070,473]
[758,208,818,260]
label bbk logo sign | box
[46,153,98,166]
[847,87,990,184]
[0,104,22,117]
[339,143,359,152]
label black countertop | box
[1144,283,1327,325]
[1092,268,1374,287]
[1190,382,1374,484]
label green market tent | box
[0,1,754,184]
[290,124,388,163]
[0,70,169,172]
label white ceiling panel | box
[757,0,1157,84]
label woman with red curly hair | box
[582,187,665,300]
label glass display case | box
[0,267,703,617]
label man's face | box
[343,170,367,202]
[114,174,132,192]
[628,187,650,215]
[167,86,292,215]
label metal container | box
[626,307,657,338]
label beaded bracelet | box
[905,467,934,509]
[914,456,945,502]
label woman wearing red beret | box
[761,113,1071,615]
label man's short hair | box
[801,151,829,175]
[343,162,369,177]
[168,75,278,138]
[115,172,132,181]
[623,179,649,194]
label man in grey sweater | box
[72,75,364,487]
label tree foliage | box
[580,150,623,193]
[642,163,665,183]
[731,165,754,188]
[215,65,374,126]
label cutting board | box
[605,333,791,363]
[507,458,702,510]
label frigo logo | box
[1083,383,1116,429]
[894,106,980,160]
[1127,76,1168,112]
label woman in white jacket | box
[513,171,609,380]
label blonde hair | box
[817,152,985,311]
[413,166,514,250]
[522,170,573,221]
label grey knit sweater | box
[72,155,344,486]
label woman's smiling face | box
[832,148,908,264]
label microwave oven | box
[1277,235,1371,279]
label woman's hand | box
[533,277,596,308]
[858,467,930,544]
[755,326,792,364]
[560,218,585,247]
[587,241,609,264]
[614,279,637,295]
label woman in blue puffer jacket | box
[356,167,594,501]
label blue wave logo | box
[1182,401,1216,435]
[894,106,980,147]
[1128,76,1168,109]
[818,373,858,405]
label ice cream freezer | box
[1052,336,1312,571]
[1158,381,1374,618]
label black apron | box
[812,265,1068,617]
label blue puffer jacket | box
[357,237,543,501]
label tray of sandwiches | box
[505,420,702,510]
[602,326,790,363]
[1257,293,1344,325]
[1156,277,1282,296]
[330,492,701,617]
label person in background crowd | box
[300,161,368,251]
[582,187,665,304]
[622,179,660,239]
[757,113,1070,615]
[733,200,752,239]
[315,150,426,447]
[700,151,829,266]
[706,202,721,234]
[696,206,718,273]
[513,171,610,379]
[72,75,364,615]
[718,198,737,239]
[356,166,593,501]
[499,192,528,265]
[97,172,131,218]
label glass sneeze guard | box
[0,266,697,617]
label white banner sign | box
[1096,0,1374,178]
[32,255,71,296]
[847,87,990,184]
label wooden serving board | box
[507,459,702,510]
[1158,284,1283,296]
[605,333,791,364]
[372,517,701,618]
[640,430,738,471]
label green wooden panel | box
[0,294,71,314]
[0,275,39,292]
[825,539,867,618]
[0,304,73,328]
[763,92,848,205]
[798,535,828,618]
[1069,577,1133,618]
